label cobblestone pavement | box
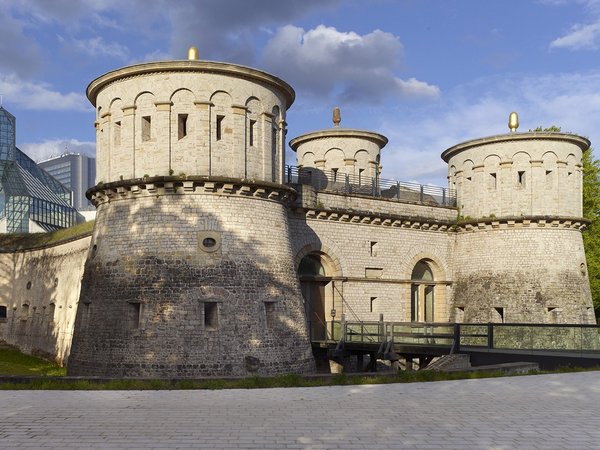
[1,371,599,449]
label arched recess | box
[271,105,281,182]
[170,88,196,173]
[133,91,156,178]
[410,260,435,322]
[210,90,233,177]
[245,96,262,179]
[402,251,449,323]
[323,148,345,182]
[295,245,342,341]
[354,149,369,181]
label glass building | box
[0,106,84,233]
[39,153,96,211]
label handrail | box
[285,165,457,207]
[316,321,600,355]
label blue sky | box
[1,0,600,186]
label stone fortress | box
[0,48,594,377]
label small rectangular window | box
[142,116,151,142]
[455,306,465,323]
[128,302,141,329]
[0,305,7,319]
[114,121,121,146]
[216,115,225,141]
[204,302,218,330]
[249,119,256,147]
[370,241,378,257]
[265,302,277,329]
[358,168,364,185]
[517,171,526,187]
[178,114,188,140]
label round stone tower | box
[289,108,388,184]
[68,50,316,377]
[443,119,595,324]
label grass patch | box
[0,347,65,377]
[0,220,94,250]
[0,346,598,390]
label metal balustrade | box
[313,319,600,356]
[285,165,457,207]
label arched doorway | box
[298,254,330,341]
[411,260,435,322]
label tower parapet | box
[442,132,589,219]
[289,108,388,183]
[88,60,294,185]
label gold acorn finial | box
[333,106,341,127]
[187,46,199,60]
[508,111,519,132]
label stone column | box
[232,104,248,179]
[121,105,136,180]
[472,164,484,217]
[499,161,513,217]
[154,100,172,176]
[99,112,111,182]
[278,119,287,184]
[556,160,567,215]
[261,112,274,181]
[194,101,212,176]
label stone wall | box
[452,221,594,324]
[68,179,315,377]
[0,236,90,364]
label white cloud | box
[378,71,600,186]
[0,74,90,112]
[263,25,439,103]
[20,139,95,163]
[550,22,600,49]
[69,36,129,60]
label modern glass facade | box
[0,107,84,233]
[39,153,96,210]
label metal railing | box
[315,319,600,356]
[286,165,456,207]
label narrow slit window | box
[370,297,377,313]
[489,172,497,189]
[178,114,188,140]
[0,305,6,319]
[216,115,225,141]
[141,116,151,142]
[370,241,378,257]
[264,302,276,329]
[358,168,364,185]
[332,168,338,183]
[204,302,218,330]
[493,307,504,323]
[249,119,256,147]
[546,170,553,188]
[114,121,121,146]
[517,171,526,187]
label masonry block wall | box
[0,236,90,364]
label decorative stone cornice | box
[289,128,388,151]
[87,61,295,108]
[296,207,454,232]
[455,216,590,232]
[87,176,297,207]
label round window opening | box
[26,281,32,290]
[203,237,217,248]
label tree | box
[531,126,600,316]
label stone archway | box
[411,260,435,322]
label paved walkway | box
[0,371,599,449]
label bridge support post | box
[487,323,494,349]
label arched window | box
[298,255,326,277]
[411,260,435,322]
